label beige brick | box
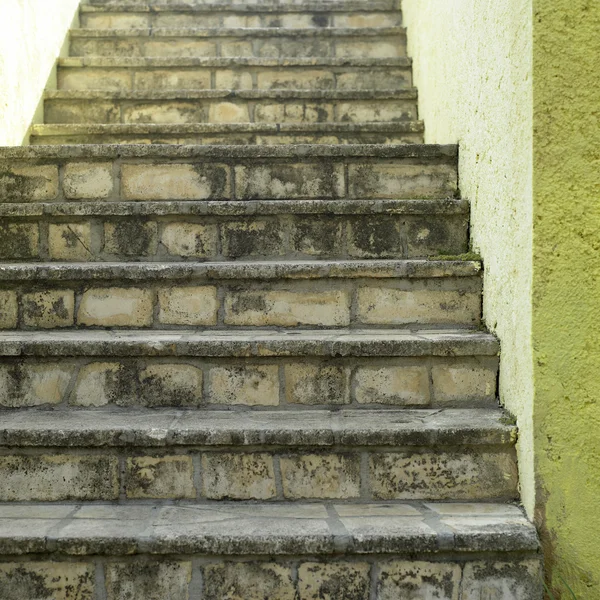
[220,40,254,57]
[0,223,39,259]
[257,69,335,90]
[106,561,192,600]
[334,14,402,27]
[208,101,250,123]
[214,69,253,90]
[208,365,279,406]
[125,456,196,499]
[16,363,74,407]
[122,101,206,125]
[235,163,344,199]
[354,365,430,406]
[59,68,133,92]
[285,363,350,405]
[135,69,212,92]
[298,562,370,600]
[357,287,480,325]
[337,69,411,91]
[202,453,276,500]
[161,222,217,257]
[0,164,58,201]
[337,101,417,123]
[348,163,457,199]
[140,364,203,407]
[145,39,217,58]
[122,163,230,200]
[0,454,119,501]
[0,291,18,329]
[204,563,295,600]
[104,220,158,257]
[0,562,95,600]
[461,560,542,600]
[63,162,113,199]
[254,101,333,124]
[280,454,360,499]
[48,223,93,260]
[22,290,75,328]
[78,288,153,327]
[432,364,497,404]
[337,40,404,59]
[82,13,150,28]
[158,286,218,326]
[377,561,461,600]
[71,362,120,407]
[225,289,350,326]
[369,451,518,500]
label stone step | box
[44,88,420,126]
[0,144,457,202]
[0,501,542,599]
[0,199,469,261]
[57,57,413,92]
[70,27,407,59]
[80,2,404,30]
[0,260,482,330]
[30,121,424,145]
[0,408,516,502]
[0,329,499,409]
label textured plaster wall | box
[533,0,600,595]
[402,0,535,512]
[0,0,80,146]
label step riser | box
[0,155,457,203]
[0,556,542,600]
[44,98,419,125]
[57,66,413,92]
[70,35,407,60]
[0,446,516,502]
[0,213,468,261]
[80,11,404,29]
[0,277,482,330]
[0,356,498,409]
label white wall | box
[402,0,535,513]
[0,0,80,146]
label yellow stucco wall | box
[533,0,600,596]
[0,0,80,146]
[402,0,536,512]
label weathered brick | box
[254,102,333,124]
[224,289,350,326]
[348,163,457,199]
[257,69,335,90]
[0,291,18,329]
[369,450,518,500]
[134,69,212,92]
[461,560,543,600]
[202,453,276,500]
[406,216,468,257]
[204,562,295,600]
[234,163,344,199]
[0,164,58,201]
[432,364,497,405]
[0,454,119,501]
[280,454,360,499]
[346,216,402,258]
[104,220,158,256]
[354,366,430,406]
[0,562,95,600]
[337,69,410,90]
[208,101,250,123]
[0,223,39,259]
[337,101,417,123]
[334,13,402,27]
[160,222,218,258]
[285,363,350,405]
[214,69,253,89]
[158,286,218,326]
[139,363,203,407]
[337,40,404,59]
[0,363,74,407]
[298,562,370,600]
[377,561,461,600]
[122,163,230,200]
[145,39,217,58]
[22,290,75,328]
[290,218,343,256]
[208,365,279,406]
[71,362,121,407]
[63,162,113,199]
[78,288,153,327]
[357,287,480,325]
[123,101,207,124]
[125,456,196,499]
[48,223,93,260]
[59,68,133,92]
[221,219,285,259]
[106,561,192,600]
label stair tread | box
[0,500,538,556]
[59,56,412,67]
[0,407,513,448]
[0,328,498,357]
[0,260,481,282]
[71,26,405,37]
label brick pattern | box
[0,356,498,408]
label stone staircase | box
[0,0,542,598]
